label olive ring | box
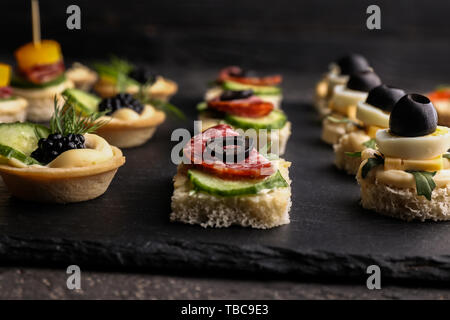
[205,136,255,163]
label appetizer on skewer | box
[314,54,371,117]
[11,40,74,122]
[0,100,125,203]
[428,86,450,127]
[62,88,166,148]
[93,58,178,101]
[197,89,291,155]
[66,62,98,91]
[357,94,450,221]
[205,66,283,109]
[322,70,382,145]
[171,124,292,229]
[334,84,405,175]
[0,63,28,123]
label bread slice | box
[13,80,74,122]
[435,100,450,127]
[334,131,370,175]
[358,177,450,221]
[321,116,356,145]
[170,160,292,229]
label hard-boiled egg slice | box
[331,84,368,115]
[376,126,450,160]
[356,101,389,128]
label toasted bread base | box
[321,117,352,145]
[358,176,450,221]
[0,97,28,123]
[334,142,363,175]
[0,146,125,203]
[170,160,292,229]
[435,101,450,127]
[12,80,74,122]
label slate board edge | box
[1,235,449,284]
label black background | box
[1,0,449,88]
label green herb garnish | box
[407,171,437,201]
[444,153,450,160]
[345,151,362,158]
[92,56,138,91]
[363,138,377,149]
[50,96,109,136]
[361,154,384,178]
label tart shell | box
[95,108,166,148]
[0,146,125,203]
[94,77,178,101]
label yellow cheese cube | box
[14,40,62,70]
[366,125,383,138]
[0,63,11,87]
[384,156,444,172]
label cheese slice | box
[384,156,444,172]
[366,125,383,139]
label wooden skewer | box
[31,0,41,46]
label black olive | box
[205,136,255,163]
[389,94,438,137]
[365,84,406,112]
[336,54,371,75]
[220,90,254,101]
[346,70,382,92]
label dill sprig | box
[50,96,109,136]
[92,56,137,92]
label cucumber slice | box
[222,80,281,95]
[0,96,17,102]
[188,169,288,197]
[225,110,287,130]
[11,74,67,89]
[62,88,100,115]
[196,101,208,111]
[0,144,40,165]
[0,122,50,156]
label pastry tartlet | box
[171,124,292,229]
[334,84,405,175]
[197,89,291,155]
[92,58,177,101]
[314,54,371,117]
[357,94,450,221]
[11,40,74,122]
[428,86,450,127]
[66,62,98,91]
[63,89,166,148]
[0,63,28,123]
[205,66,283,109]
[322,70,382,145]
[0,103,125,203]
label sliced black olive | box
[389,94,438,137]
[220,90,254,101]
[336,54,370,75]
[365,84,406,112]
[205,136,255,163]
[346,70,382,92]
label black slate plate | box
[0,74,449,285]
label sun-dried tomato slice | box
[207,96,273,118]
[217,66,282,86]
[184,124,274,179]
[428,89,450,102]
[0,86,13,99]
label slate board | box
[0,70,449,285]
